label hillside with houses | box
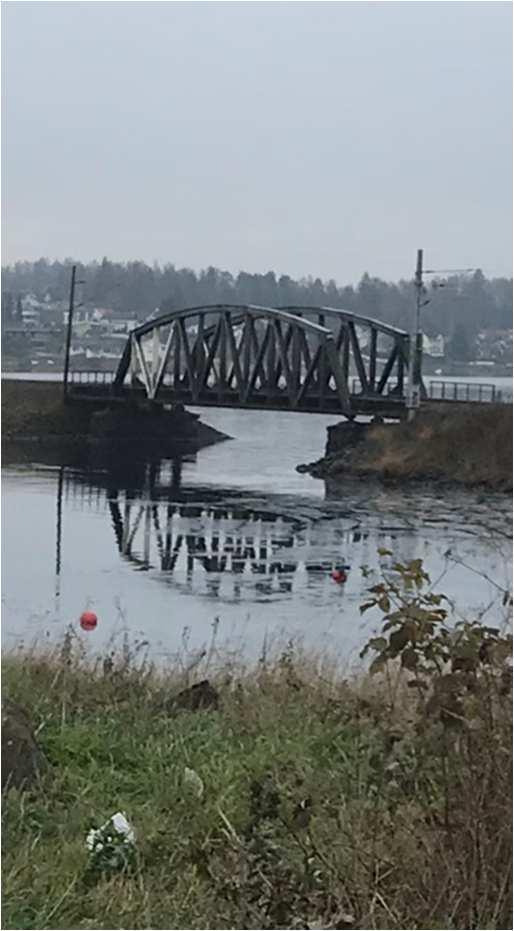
[2,260,512,376]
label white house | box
[423,334,445,357]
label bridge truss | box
[112,304,415,416]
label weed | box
[2,558,512,929]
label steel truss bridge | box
[69,304,421,417]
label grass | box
[2,611,512,930]
[1,381,227,453]
[2,381,92,438]
[326,404,513,490]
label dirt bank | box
[298,403,513,491]
[1,380,228,454]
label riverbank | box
[299,404,513,492]
[1,380,228,454]
[2,576,512,931]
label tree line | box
[2,257,512,342]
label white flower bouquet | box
[86,811,136,874]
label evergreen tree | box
[448,322,472,361]
[1,291,14,329]
[1,258,511,339]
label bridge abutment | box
[87,400,227,452]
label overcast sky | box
[2,1,512,283]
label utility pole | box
[406,249,424,422]
[63,264,77,400]
[405,253,477,421]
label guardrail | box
[69,371,114,384]
[350,377,507,404]
[427,380,504,403]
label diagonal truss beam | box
[112,305,412,413]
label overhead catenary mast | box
[405,251,476,422]
[406,249,424,422]
[63,264,77,401]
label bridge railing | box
[70,370,509,405]
[349,376,506,404]
[427,380,505,403]
[70,371,114,385]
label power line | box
[424,267,477,275]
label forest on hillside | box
[2,258,512,343]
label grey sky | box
[2,1,512,283]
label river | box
[2,401,512,667]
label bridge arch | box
[277,306,412,398]
[112,303,417,414]
[113,304,353,414]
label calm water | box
[2,405,512,665]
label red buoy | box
[331,569,347,584]
[80,610,98,631]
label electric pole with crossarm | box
[406,250,476,422]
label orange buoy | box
[331,569,347,584]
[80,610,98,631]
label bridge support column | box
[369,329,377,391]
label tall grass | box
[2,562,512,930]
[2,380,91,438]
[327,403,513,490]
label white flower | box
[86,811,136,852]
[86,828,102,851]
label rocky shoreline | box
[297,404,513,492]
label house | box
[22,293,42,310]
[476,329,512,362]
[110,318,138,335]
[21,306,41,327]
[422,334,445,357]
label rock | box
[89,403,227,447]
[325,419,369,457]
[172,680,220,712]
[2,700,46,791]
[295,458,328,478]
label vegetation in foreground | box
[2,557,512,930]
[317,404,513,491]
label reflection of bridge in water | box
[61,461,381,602]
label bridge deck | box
[67,375,506,418]
[59,305,508,419]
[68,382,407,417]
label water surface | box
[2,407,511,664]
